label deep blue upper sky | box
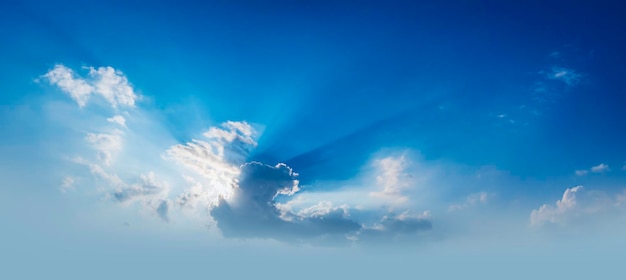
[1,0,626,185]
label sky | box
[1,0,626,279]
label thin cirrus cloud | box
[546,66,582,87]
[41,64,435,244]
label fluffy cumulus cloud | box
[43,64,437,245]
[210,161,433,244]
[43,65,94,107]
[530,186,583,227]
[211,162,360,242]
[530,186,626,228]
[42,64,138,108]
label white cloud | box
[113,172,169,203]
[530,186,583,227]
[575,170,589,176]
[296,201,350,219]
[43,64,94,107]
[43,64,138,109]
[41,64,442,244]
[73,157,125,187]
[87,66,137,108]
[85,131,123,166]
[529,186,626,230]
[107,115,126,127]
[166,121,257,206]
[448,192,491,212]
[590,163,609,173]
[60,176,76,193]
[575,163,610,176]
[369,155,413,205]
[546,66,582,87]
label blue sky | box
[2,0,626,279]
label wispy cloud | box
[448,192,491,212]
[59,176,76,193]
[545,66,582,87]
[107,115,126,127]
[85,131,123,166]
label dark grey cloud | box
[210,162,431,245]
[211,162,360,243]
[155,200,170,222]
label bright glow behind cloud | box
[42,64,438,244]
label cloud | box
[529,186,626,229]
[369,155,413,205]
[87,66,137,108]
[590,163,609,173]
[575,163,610,175]
[41,64,437,244]
[85,131,123,166]
[575,170,589,176]
[43,64,93,107]
[107,115,126,127]
[545,66,582,87]
[73,157,125,187]
[166,121,258,207]
[107,172,171,222]
[357,211,432,243]
[155,200,170,222]
[530,186,583,227]
[43,64,138,108]
[112,172,168,203]
[210,162,362,242]
[448,192,491,212]
[60,176,76,193]
[210,160,436,244]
